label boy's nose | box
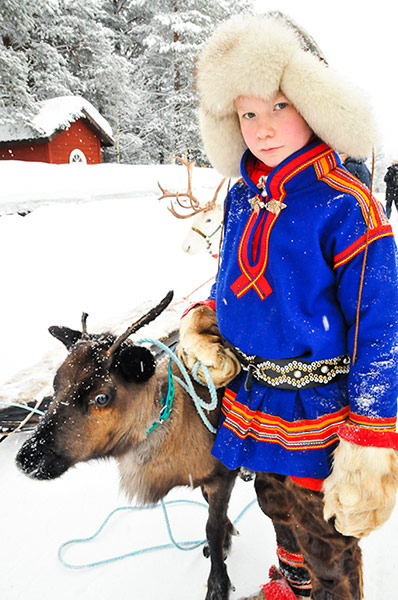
[256,120,274,139]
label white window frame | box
[69,148,87,164]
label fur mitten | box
[177,304,241,387]
[323,437,398,537]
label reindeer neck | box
[132,362,180,445]
[116,360,218,505]
[145,358,175,436]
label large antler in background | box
[158,154,226,219]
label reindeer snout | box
[16,432,73,480]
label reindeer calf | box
[16,295,238,600]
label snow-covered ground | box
[0,161,397,600]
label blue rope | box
[146,357,175,435]
[137,337,218,434]
[58,498,257,570]
[0,401,45,416]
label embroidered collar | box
[240,138,341,204]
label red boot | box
[262,578,297,599]
[239,567,297,600]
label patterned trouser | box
[255,473,363,600]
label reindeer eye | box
[94,393,110,406]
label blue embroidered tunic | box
[210,139,398,478]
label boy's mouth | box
[262,146,282,153]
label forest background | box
[0,0,397,189]
[0,0,253,165]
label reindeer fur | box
[16,326,237,600]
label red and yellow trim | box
[314,159,393,268]
[349,411,397,432]
[221,389,349,451]
[232,143,335,301]
[334,225,393,268]
[315,161,386,227]
[230,210,276,299]
[275,143,334,203]
[339,423,398,449]
[277,545,305,568]
[338,412,397,449]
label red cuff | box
[181,299,216,319]
[290,476,324,492]
[338,424,398,450]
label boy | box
[177,12,398,600]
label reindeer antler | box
[208,177,227,209]
[106,291,174,359]
[81,312,89,339]
[158,153,205,218]
[170,175,227,218]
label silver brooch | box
[248,195,266,215]
[266,199,287,215]
[257,176,268,197]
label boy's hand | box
[323,438,398,537]
[177,305,241,387]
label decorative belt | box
[232,347,350,391]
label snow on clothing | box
[209,137,398,480]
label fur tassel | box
[323,439,398,537]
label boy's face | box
[235,93,313,168]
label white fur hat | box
[196,12,378,177]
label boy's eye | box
[274,102,288,111]
[242,112,256,119]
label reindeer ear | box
[113,345,155,383]
[48,326,82,350]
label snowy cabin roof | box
[0,96,115,146]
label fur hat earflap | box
[196,12,378,176]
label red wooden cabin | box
[0,96,114,164]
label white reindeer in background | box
[181,202,224,257]
[158,155,227,257]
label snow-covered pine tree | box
[100,0,152,61]
[0,0,135,161]
[0,0,38,126]
[27,0,137,163]
[125,0,253,164]
[98,0,153,162]
[35,0,123,157]
[27,2,80,101]
[1,0,254,164]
